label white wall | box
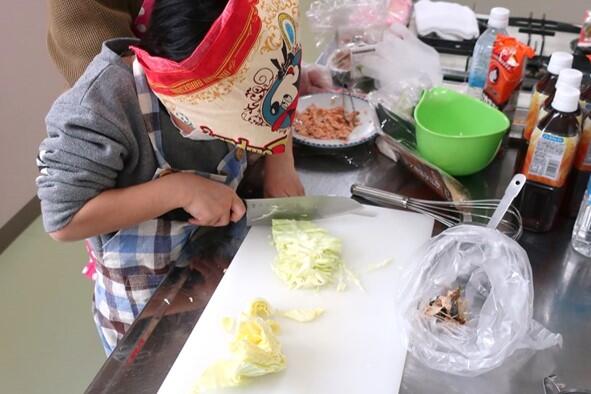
[0,2,65,228]
[454,0,588,25]
[0,0,318,230]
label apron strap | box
[132,58,247,189]
[133,59,172,170]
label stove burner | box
[418,13,584,91]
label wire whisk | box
[351,184,523,240]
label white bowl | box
[294,93,377,149]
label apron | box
[91,60,247,355]
[131,0,302,155]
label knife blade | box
[246,196,364,226]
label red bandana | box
[131,0,302,155]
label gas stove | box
[418,13,587,91]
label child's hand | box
[177,173,246,227]
[300,64,336,95]
[264,165,305,198]
[264,152,305,198]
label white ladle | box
[487,174,527,230]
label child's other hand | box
[264,156,305,198]
[176,173,246,227]
[300,64,335,95]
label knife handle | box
[351,184,409,209]
[159,208,193,222]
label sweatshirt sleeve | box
[36,103,131,233]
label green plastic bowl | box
[414,87,510,176]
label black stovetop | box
[418,14,590,91]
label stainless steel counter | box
[86,143,591,394]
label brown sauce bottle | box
[563,82,591,217]
[518,86,581,232]
[523,52,573,141]
[515,69,581,183]
[539,69,584,127]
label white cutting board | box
[159,206,434,394]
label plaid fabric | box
[91,60,247,355]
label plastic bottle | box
[518,86,581,232]
[523,52,574,141]
[539,69,583,127]
[515,69,582,174]
[563,80,591,217]
[467,7,510,98]
[571,176,591,257]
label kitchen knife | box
[246,196,364,226]
[160,196,365,225]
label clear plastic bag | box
[306,0,390,49]
[363,23,442,116]
[397,225,562,376]
[387,0,413,26]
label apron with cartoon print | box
[91,60,247,355]
[131,0,302,155]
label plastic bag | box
[364,23,442,117]
[306,0,390,49]
[397,225,562,376]
[388,0,413,26]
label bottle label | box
[523,90,549,140]
[522,128,579,187]
[575,115,591,171]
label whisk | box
[351,182,524,240]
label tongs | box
[341,83,356,126]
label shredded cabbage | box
[271,219,345,289]
[364,258,393,273]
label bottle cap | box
[488,7,510,29]
[556,68,583,90]
[547,52,574,75]
[552,86,581,113]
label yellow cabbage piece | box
[195,299,326,392]
[364,258,393,273]
[195,301,286,392]
[195,360,243,392]
[267,319,281,335]
[221,317,234,333]
[281,308,325,322]
[247,298,273,318]
[229,318,286,375]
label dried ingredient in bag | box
[424,288,467,325]
[397,225,562,377]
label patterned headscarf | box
[131,0,301,155]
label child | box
[37,0,329,354]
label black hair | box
[140,0,229,62]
